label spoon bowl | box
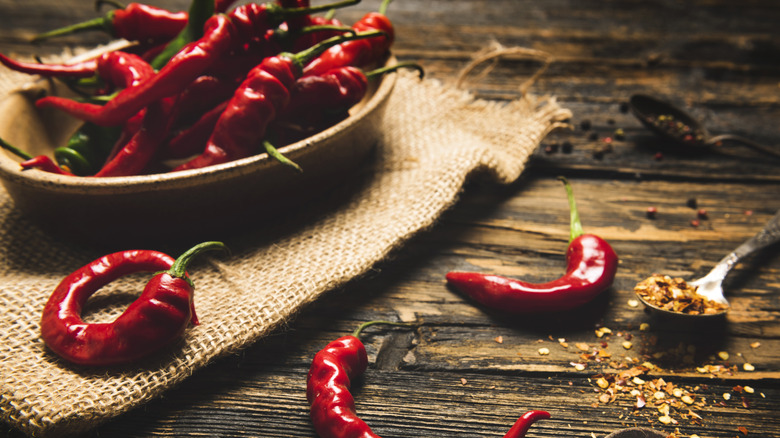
[628,94,780,159]
[635,209,780,320]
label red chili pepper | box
[40,241,226,366]
[33,1,188,44]
[164,100,228,159]
[20,155,75,176]
[95,97,175,177]
[275,62,422,144]
[307,321,550,438]
[96,51,156,89]
[303,0,395,77]
[0,53,98,78]
[173,30,384,171]
[446,177,619,313]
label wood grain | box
[1,0,779,437]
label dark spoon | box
[628,94,780,159]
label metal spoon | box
[628,94,780,159]
[636,209,780,318]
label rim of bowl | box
[0,56,397,194]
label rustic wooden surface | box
[2,0,779,437]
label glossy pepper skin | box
[446,177,618,313]
[40,241,226,366]
[33,2,188,44]
[307,322,550,438]
[303,0,395,77]
[173,31,383,171]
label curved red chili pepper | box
[94,97,175,177]
[0,53,98,78]
[96,51,156,89]
[33,2,188,44]
[446,177,618,313]
[164,101,228,159]
[303,0,395,77]
[307,321,550,438]
[19,155,75,176]
[40,241,226,366]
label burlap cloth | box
[0,44,571,437]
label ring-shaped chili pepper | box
[446,177,619,313]
[40,241,227,366]
[307,321,550,437]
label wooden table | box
[2,0,779,437]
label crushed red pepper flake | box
[634,274,729,315]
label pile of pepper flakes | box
[536,323,765,435]
[634,274,728,315]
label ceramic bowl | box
[0,50,396,246]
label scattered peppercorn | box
[690,219,700,227]
[614,128,625,140]
[654,152,663,160]
[646,113,705,144]
[697,209,708,219]
[619,102,629,113]
[588,132,599,141]
[607,118,615,125]
[580,119,592,131]
[686,198,698,209]
[646,207,657,219]
[544,142,559,154]
[561,141,573,153]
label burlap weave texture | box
[0,53,571,437]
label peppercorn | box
[580,119,591,131]
[646,207,657,219]
[561,141,573,153]
[686,198,698,209]
[697,209,708,219]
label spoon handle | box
[719,209,780,270]
[707,134,780,159]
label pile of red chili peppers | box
[307,321,551,437]
[0,0,411,176]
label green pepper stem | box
[31,15,114,42]
[168,241,228,280]
[378,0,393,15]
[280,0,360,17]
[558,176,584,242]
[0,137,33,160]
[352,320,411,338]
[151,0,214,70]
[365,62,424,80]
[288,29,386,70]
[263,140,302,173]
